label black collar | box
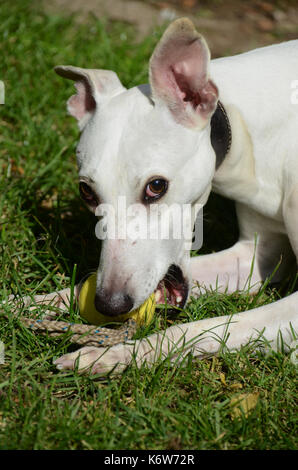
[210,100,232,170]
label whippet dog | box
[17,19,298,374]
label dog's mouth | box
[154,264,189,309]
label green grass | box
[0,0,297,450]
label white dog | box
[27,18,298,374]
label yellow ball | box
[78,273,156,326]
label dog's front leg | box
[54,291,298,375]
[190,240,262,294]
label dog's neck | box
[211,101,232,170]
[211,102,258,204]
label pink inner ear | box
[172,65,218,116]
[67,81,96,121]
[171,66,202,107]
[151,35,218,126]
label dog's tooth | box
[176,295,182,304]
[155,290,161,302]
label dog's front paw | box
[53,343,134,375]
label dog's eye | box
[79,182,98,206]
[144,178,168,202]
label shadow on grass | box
[21,191,101,283]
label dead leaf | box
[219,372,227,386]
[230,382,243,390]
[230,392,259,420]
[210,356,220,373]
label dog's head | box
[55,18,218,316]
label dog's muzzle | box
[94,290,134,317]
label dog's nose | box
[94,290,134,317]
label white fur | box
[21,20,298,374]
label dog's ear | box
[54,66,126,130]
[149,18,218,129]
